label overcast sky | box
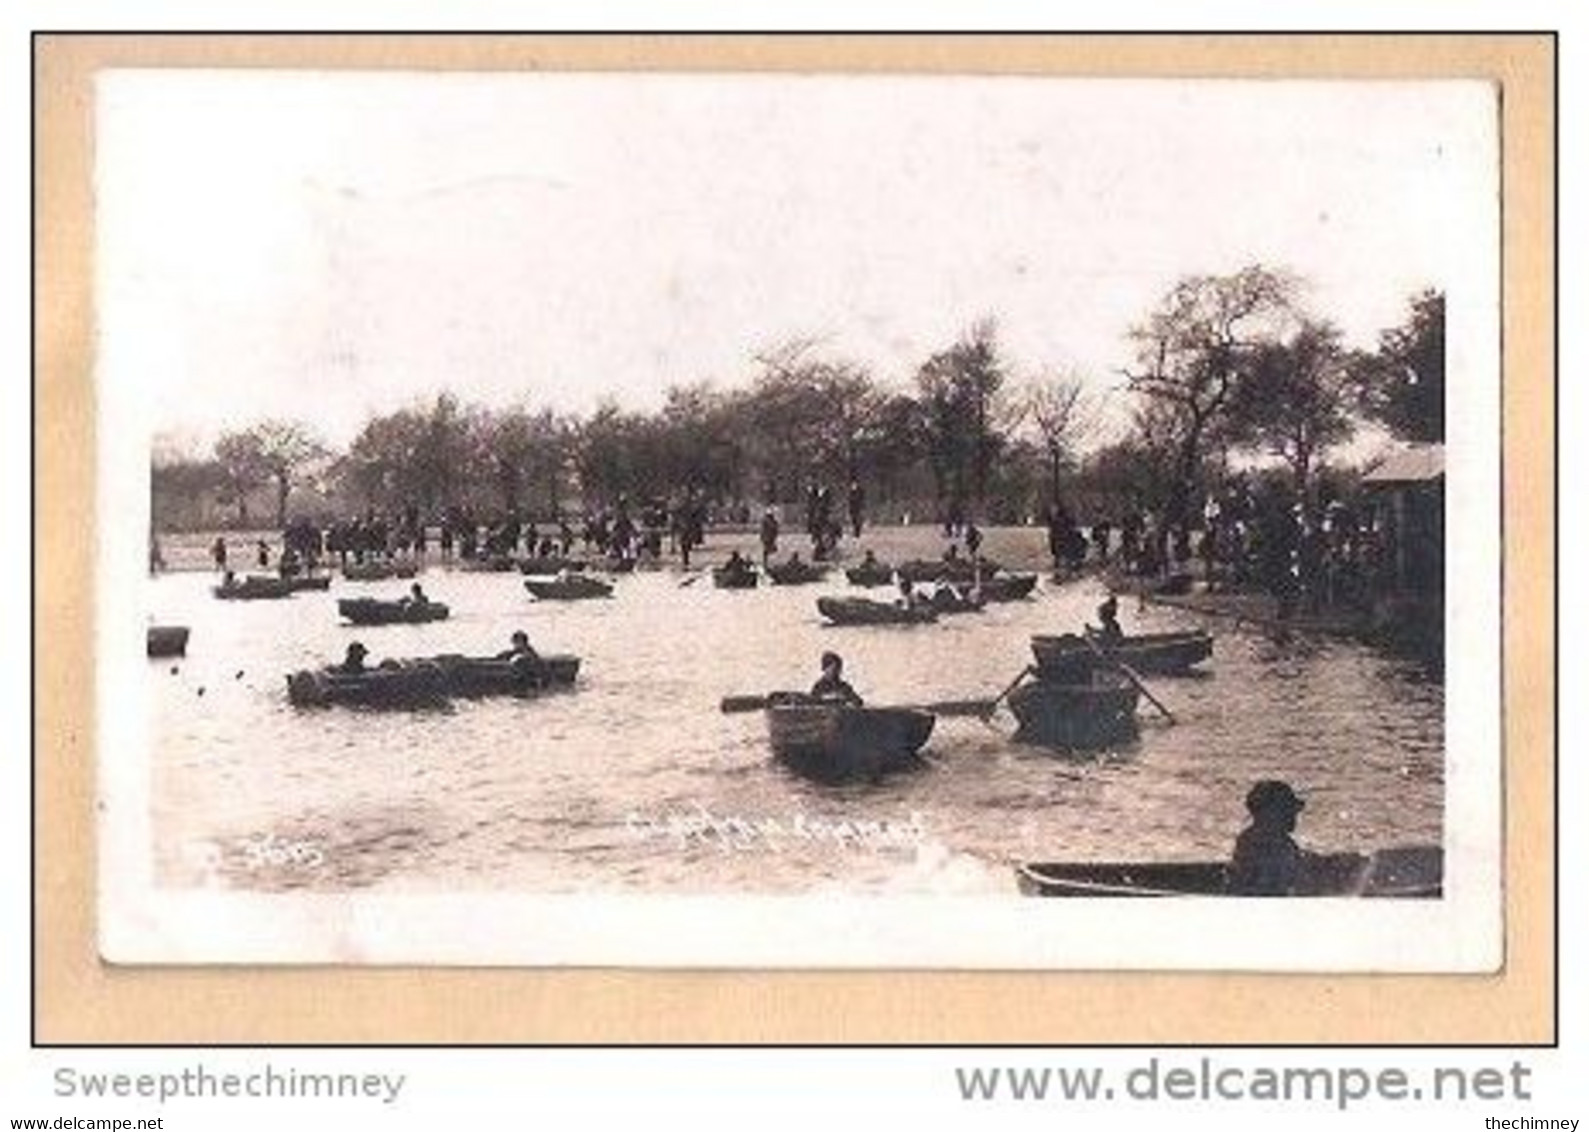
[95,72,1495,451]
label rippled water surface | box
[147,534,1443,895]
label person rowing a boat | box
[495,630,542,663]
[403,582,430,606]
[1225,779,1370,897]
[810,651,863,707]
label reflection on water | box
[146,564,1442,895]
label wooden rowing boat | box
[766,561,831,585]
[146,625,190,658]
[1006,671,1140,748]
[429,652,581,695]
[1030,629,1213,680]
[844,563,895,587]
[764,694,935,783]
[816,596,937,626]
[976,573,1039,602]
[213,575,297,600]
[517,556,587,575]
[286,661,450,709]
[343,560,420,581]
[284,574,332,591]
[1015,845,1443,898]
[896,558,1003,584]
[337,597,451,625]
[713,567,760,590]
[524,575,614,600]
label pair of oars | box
[719,663,1034,720]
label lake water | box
[145,531,1443,896]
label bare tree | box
[1024,368,1101,504]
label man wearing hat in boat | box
[338,641,371,675]
[1094,593,1125,645]
[1226,780,1313,896]
[810,651,863,707]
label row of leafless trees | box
[151,267,1443,532]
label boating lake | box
[145,536,1443,896]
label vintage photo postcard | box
[89,64,1505,972]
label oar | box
[678,570,705,588]
[720,692,1007,717]
[1082,629,1175,723]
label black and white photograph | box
[96,67,1500,969]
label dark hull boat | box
[284,575,332,591]
[1016,845,1443,898]
[338,597,451,625]
[1030,630,1213,679]
[713,568,760,590]
[896,558,1002,584]
[343,560,419,581]
[518,556,587,575]
[286,662,450,708]
[766,562,830,585]
[214,575,297,600]
[765,696,935,783]
[816,596,937,626]
[976,573,1039,602]
[524,576,614,600]
[146,625,190,658]
[1006,671,1140,748]
[430,652,581,695]
[844,564,895,587]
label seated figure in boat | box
[338,641,371,675]
[1094,594,1125,644]
[1226,780,1312,896]
[723,550,754,577]
[496,630,542,664]
[859,549,881,571]
[403,582,430,606]
[810,651,863,707]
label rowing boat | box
[1030,629,1213,680]
[342,560,419,581]
[146,625,190,658]
[214,575,297,600]
[816,596,937,626]
[518,556,588,575]
[1015,845,1443,898]
[976,573,1039,602]
[284,574,332,592]
[896,558,1003,584]
[524,575,614,600]
[766,561,831,585]
[337,597,451,625]
[844,563,895,587]
[1006,671,1140,748]
[713,567,760,590]
[286,661,450,709]
[429,652,582,695]
[764,694,935,783]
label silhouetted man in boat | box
[810,651,863,707]
[1226,780,1309,896]
[404,582,429,606]
[338,641,370,675]
[496,630,541,664]
[1095,594,1125,644]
